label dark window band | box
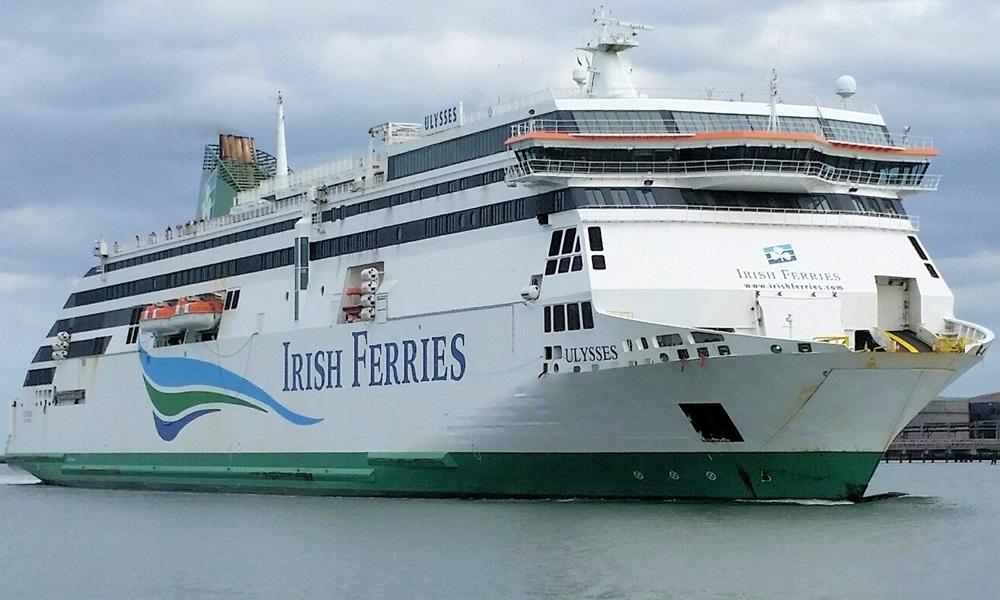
[64,192,554,309]
[88,169,508,278]
[32,336,111,363]
[23,367,55,387]
[48,306,141,338]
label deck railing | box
[507,157,940,191]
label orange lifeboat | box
[171,295,224,332]
[139,301,180,335]
[139,294,223,335]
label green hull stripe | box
[142,378,264,417]
[6,451,883,501]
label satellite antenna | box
[835,75,857,108]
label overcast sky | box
[1,1,997,443]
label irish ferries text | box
[282,331,466,391]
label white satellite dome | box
[836,75,857,99]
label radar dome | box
[835,75,857,99]
[572,67,589,86]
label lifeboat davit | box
[139,295,223,335]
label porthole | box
[770,344,783,354]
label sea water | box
[1,462,997,599]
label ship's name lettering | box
[564,345,619,363]
[735,268,842,282]
[282,331,466,392]
[424,106,459,130]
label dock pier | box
[884,421,1000,463]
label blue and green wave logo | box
[139,343,322,441]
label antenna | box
[767,69,780,132]
[576,5,651,98]
[835,75,857,108]
[275,91,289,190]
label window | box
[925,263,940,278]
[224,289,241,310]
[552,305,566,332]
[560,228,577,254]
[23,367,55,387]
[545,302,595,333]
[548,230,563,256]
[908,236,929,260]
[571,256,582,272]
[591,255,606,270]
[656,333,682,347]
[581,302,594,329]
[587,226,604,252]
[609,189,630,204]
[567,303,581,331]
[692,331,725,344]
[584,189,606,205]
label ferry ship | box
[6,9,993,501]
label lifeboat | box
[139,301,182,335]
[172,295,224,332]
[139,295,223,335]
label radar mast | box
[577,5,650,98]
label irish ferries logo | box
[763,243,797,265]
[138,343,322,441]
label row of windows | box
[92,168,508,278]
[313,195,534,261]
[567,110,891,146]
[66,249,295,308]
[543,302,595,333]
[32,336,111,364]
[387,115,553,180]
[323,169,505,222]
[527,146,929,179]
[23,367,55,387]
[48,305,140,337]
[64,192,553,309]
[95,219,298,276]
[569,187,906,215]
[906,235,940,279]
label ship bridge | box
[504,104,939,196]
